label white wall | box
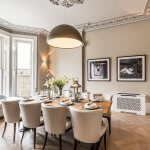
[50,47,82,84]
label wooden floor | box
[0,112,150,150]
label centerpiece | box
[70,77,81,102]
[44,77,54,99]
[43,71,54,99]
[53,75,69,97]
[44,73,70,98]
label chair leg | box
[20,126,26,143]
[18,121,20,130]
[90,143,94,150]
[74,139,77,150]
[59,135,62,150]
[108,117,111,135]
[104,132,107,150]
[95,137,103,150]
[13,123,16,142]
[2,122,7,137]
[33,128,36,149]
[42,132,48,150]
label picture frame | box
[87,58,111,81]
[117,55,146,82]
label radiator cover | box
[112,94,146,115]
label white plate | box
[83,103,98,110]
[59,101,73,106]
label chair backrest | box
[70,107,104,144]
[102,94,113,101]
[19,102,41,128]
[2,100,20,123]
[42,105,67,135]
[0,95,6,100]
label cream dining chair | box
[42,105,72,150]
[19,102,43,148]
[70,107,107,150]
[1,100,20,142]
[102,94,113,135]
[0,95,6,118]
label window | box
[16,41,32,97]
[0,31,37,97]
[12,36,37,97]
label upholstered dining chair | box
[0,95,6,99]
[102,94,113,135]
[42,105,72,150]
[0,95,6,117]
[1,100,20,142]
[19,102,42,148]
[70,107,107,150]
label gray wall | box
[85,21,150,95]
[38,35,50,90]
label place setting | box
[59,98,74,106]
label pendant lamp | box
[47,24,83,49]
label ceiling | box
[0,0,148,31]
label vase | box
[59,87,63,97]
[47,88,51,100]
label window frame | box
[0,31,10,96]
[12,34,37,96]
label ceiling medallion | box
[49,0,84,8]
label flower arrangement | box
[43,74,70,97]
[44,77,54,89]
[53,75,70,95]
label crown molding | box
[75,0,150,32]
[0,18,49,35]
[75,14,150,32]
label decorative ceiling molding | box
[0,18,49,35]
[75,0,150,32]
[75,14,150,32]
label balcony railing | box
[17,69,31,97]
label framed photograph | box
[117,55,146,81]
[87,58,110,81]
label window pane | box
[16,41,32,97]
[17,42,31,69]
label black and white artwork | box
[117,55,146,81]
[88,58,110,81]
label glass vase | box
[59,87,63,98]
[47,88,51,100]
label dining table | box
[3,96,112,117]
[44,98,112,117]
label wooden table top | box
[45,98,112,116]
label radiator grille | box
[117,97,141,111]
